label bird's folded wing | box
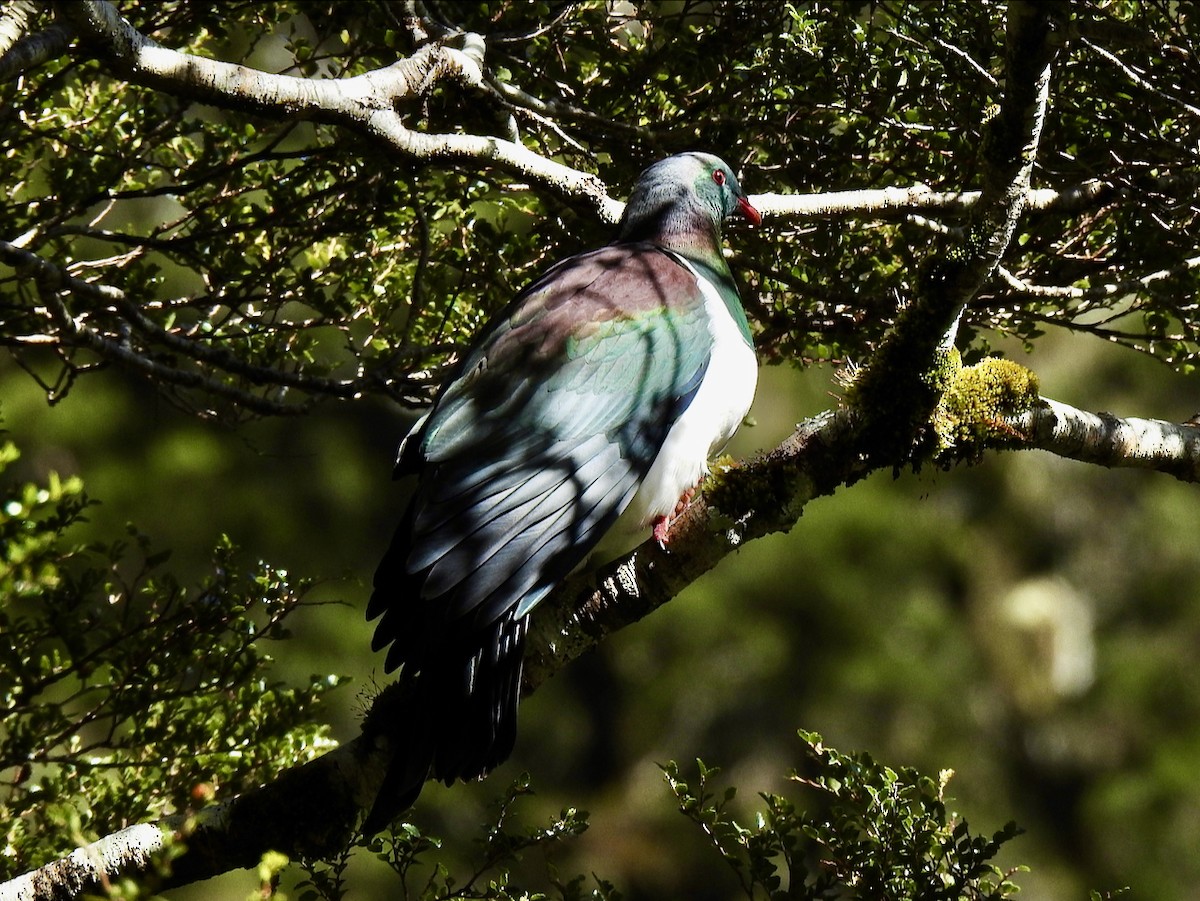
[370,244,713,672]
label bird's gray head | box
[617,152,760,246]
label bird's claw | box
[651,485,699,551]
[652,514,672,550]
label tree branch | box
[751,179,1107,221]
[0,0,37,57]
[1080,34,1200,119]
[53,0,623,222]
[0,240,438,416]
[0,3,71,83]
[962,2,1058,295]
[1009,397,1200,481]
[996,257,1200,302]
[1,823,172,901]
[840,2,1058,469]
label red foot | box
[651,485,700,550]
[652,514,671,549]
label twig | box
[996,257,1200,301]
[1081,35,1200,120]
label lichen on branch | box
[934,356,1042,462]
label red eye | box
[712,169,726,186]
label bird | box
[364,151,760,831]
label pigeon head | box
[617,152,760,253]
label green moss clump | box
[701,449,816,544]
[935,357,1041,461]
[702,454,772,530]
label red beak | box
[737,195,762,226]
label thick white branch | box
[751,180,1110,221]
[59,1,623,222]
[0,0,36,56]
[66,0,479,111]
[1011,397,1200,481]
[0,824,169,901]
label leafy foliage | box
[3,2,1199,422]
[0,434,340,879]
[663,732,1023,900]
[351,775,600,901]
[291,736,1024,901]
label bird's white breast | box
[623,258,758,530]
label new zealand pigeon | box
[364,151,760,829]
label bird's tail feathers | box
[362,610,529,833]
[431,610,527,782]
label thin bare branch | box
[996,257,1200,301]
[0,240,441,413]
[1080,35,1200,119]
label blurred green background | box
[4,321,1198,900]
